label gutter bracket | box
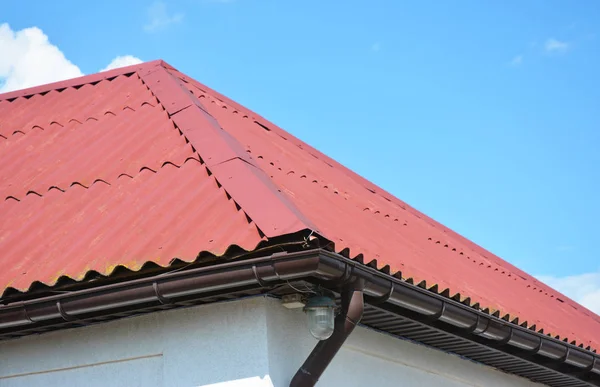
[153,282,172,305]
[56,301,77,322]
[366,281,394,305]
[252,265,270,288]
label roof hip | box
[137,62,319,237]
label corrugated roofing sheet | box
[0,60,598,352]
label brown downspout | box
[290,288,364,387]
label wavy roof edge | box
[0,60,168,101]
[0,231,313,299]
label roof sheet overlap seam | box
[2,157,201,202]
[209,156,256,168]
[163,101,193,117]
[0,99,155,143]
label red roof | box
[1,60,598,350]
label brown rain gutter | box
[290,288,364,387]
[0,250,332,330]
[0,249,599,385]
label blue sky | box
[1,1,599,311]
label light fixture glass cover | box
[304,296,336,340]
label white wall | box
[265,298,542,387]
[0,297,542,387]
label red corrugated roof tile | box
[0,60,598,351]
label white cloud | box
[144,1,184,32]
[536,271,600,315]
[100,55,143,72]
[0,23,83,93]
[0,24,143,94]
[509,55,523,66]
[545,38,569,54]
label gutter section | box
[0,250,333,330]
[0,249,599,385]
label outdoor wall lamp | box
[303,295,337,341]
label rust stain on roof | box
[0,60,598,351]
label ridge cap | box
[137,65,320,237]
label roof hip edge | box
[137,64,320,237]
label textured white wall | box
[0,297,542,387]
[0,298,271,387]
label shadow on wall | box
[198,375,274,387]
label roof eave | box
[0,248,598,386]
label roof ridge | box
[137,63,319,237]
[0,59,166,102]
